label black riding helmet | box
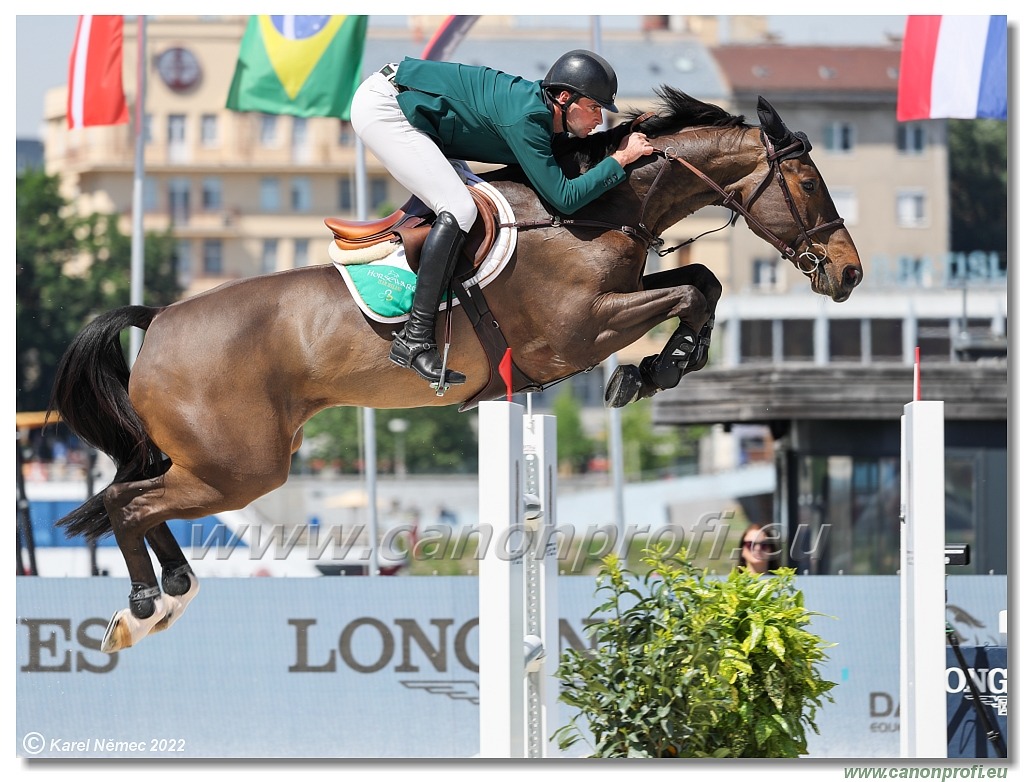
[542,49,619,113]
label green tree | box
[552,386,594,473]
[947,119,1007,257]
[16,169,182,412]
[556,550,836,757]
[619,398,684,477]
[301,406,478,474]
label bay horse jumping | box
[48,90,861,652]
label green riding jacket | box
[393,57,626,215]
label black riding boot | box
[389,211,468,388]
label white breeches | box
[350,72,478,232]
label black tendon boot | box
[389,211,468,388]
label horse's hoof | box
[100,597,168,653]
[604,364,642,408]
[151,573,199,634]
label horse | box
[47,89,862,653]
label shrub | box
[554,549,836,757]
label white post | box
[479,401,526,758]
[523,411,559,758]
[478,400,559,758]
[899,400,946,758]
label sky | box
[14,14,913,140]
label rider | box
[350,50,654,388]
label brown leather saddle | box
[324,184,540,409]
[324,186,499,273]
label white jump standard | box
[477,400,560,758]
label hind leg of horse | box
[145,524,200,635]
[101,467,238,652]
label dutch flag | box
[896,15,1007,121]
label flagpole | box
[355,135,380,577]
[591,15,626,549]
[129,15,147,364]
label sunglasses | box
[742,540,771,552]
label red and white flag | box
[67,15,129,129]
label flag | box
[226,15,367,120]
[499,349,513,402]
[67,15,129,129]
[420,16,479,61]
[897,15,1007,121]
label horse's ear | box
[756,96,790,143]
[757,96,813,159]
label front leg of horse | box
[602,266,720,408]
[605,318,714,408]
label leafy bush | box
[554,549,836,757]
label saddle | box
[324,185,499,273]
[324,183,540,410]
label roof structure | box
[362,35,731,106]
[711,44,902,100]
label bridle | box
[640,132,845,277]
[503,126,845,278]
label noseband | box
[644,134,845,277]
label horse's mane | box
[554,85,747,175]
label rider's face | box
[563,97,604,138]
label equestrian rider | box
[350,50,654,388]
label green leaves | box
[555,548,836,758]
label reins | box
[499,131,843,276]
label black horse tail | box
[47,305,166,541]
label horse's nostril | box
[843,266,862,288]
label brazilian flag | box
[226,15,367,120]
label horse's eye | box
[801,180,818,193]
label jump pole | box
[478,399,559,758]
[899,349,946,758]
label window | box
[167,177,190,224]
[896,190,927,227]
[752,258,778,290]
[338,177,353,212]
[260,177,280,212]
[259,114,278,146]
[897,123,926,154]
[175,240,192,284]
[292,117,309,155]
[168,114,188,164]
[203,239,223,275]
[782,320,814,361]
[918,318,951,359]
[261,239,279,274]
[201,177,222,210]
[370,177,389,212]
[790,454,901,575]
[828,319,862,363]
[294,238,310,267]
[870,319,903,361]
[338,121,355,146]
[823,122,854,153]
[830,188,858,226]
[167,114,186,144]
[739,319,772,363]
[143,113,153,144]
[291,177,312,212]
[294,238,309,268]
[200,114,219,147]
